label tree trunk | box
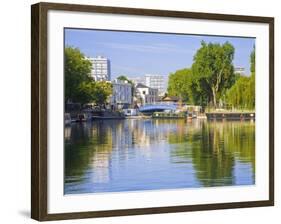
[212,87,217,108]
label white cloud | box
[98,42,196,54]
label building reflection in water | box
[64,119,255,194]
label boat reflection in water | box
[64,119,255,194]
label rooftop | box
[135,83,150,89]
[161,96,180,102]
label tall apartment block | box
[144,74,165,96]
[88,56,111,81]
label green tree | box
[250,45,255,74]
[191,41,235,108]
[226,47,255,110]
[167,68,192,102]
[92,81,113,106]
[76,81,96,105]
[226,76,252,109]
[65,46,92,104]
[117,75,133,84]
[65,47,113,106]
[249,46,255,109]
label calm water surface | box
[64,119,255,194]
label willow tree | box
[191,41,235,108]
[226,47,255,110]
[226,76,253,109]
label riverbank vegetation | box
[168,41,255,110]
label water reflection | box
[64,119,255,194]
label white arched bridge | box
[139,104,177,115]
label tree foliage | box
[226,75,254,109]
[91,81,113,106]
[65,46,112,106]
[191,41,235,107]
[167,68,192,102]
[167,42,255,110]
[75,81,112,106]
[65,46,92,104]
[117,75,132,84]
[167,68,216,107]
[250,45,255,74]
[226,47,255,110]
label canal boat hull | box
[152,112,186,119]
[91,116,125,120]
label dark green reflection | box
[170,120,255,187]
[65,119,255,194]
[64,121,115,185]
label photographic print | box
[31,3,274,220]
[64,29,256,195]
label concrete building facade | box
[110,79,132,109]
[135,83,158,105]
[144,74,165,96]
[88,56,111,81]
[129,74,165,96]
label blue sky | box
[65,28,255,81]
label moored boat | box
[205,112,255,120]
[75,113,88,122]
[64,113,72,125]
[152,111,186,119]
[91,115,125,120]
[187,112,197,120]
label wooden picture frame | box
[31,2,274,221]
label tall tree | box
[65,47,112,106]
[65,46,92,104]
[191,41,235,108]
[226,46,255,110]
[249,46,255,108]
[226,76,253,109]
[167,68,192,102]
[75,81,112,106]
[92,81,113,106]
[250,45,255,74]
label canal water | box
[64,119,255,194]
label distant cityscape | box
[87,55,168,110]
[86,55,245,111]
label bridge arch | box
[139,104,177,115]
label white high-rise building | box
[128,74,165,96]
[234,67,246,76]
[144,74,165,96]
[88,56,111,81]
